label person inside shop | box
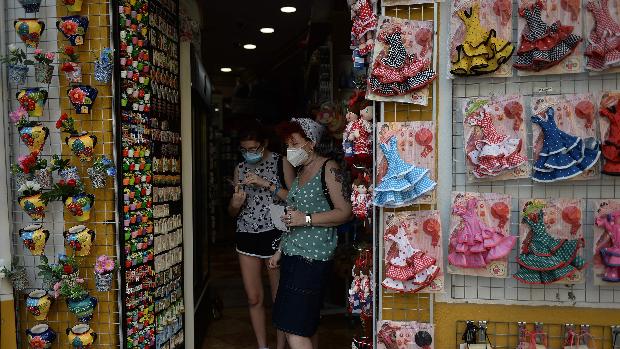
[269,118,353,349]
[228,121,295,349]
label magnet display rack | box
[113,0,184,348]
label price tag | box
[537,87,553,93]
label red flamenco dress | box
[600,99,620,174]
[369,28,436,97]
[513,1,582,72]
[382,223,440,293]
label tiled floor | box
[201,243,357,348]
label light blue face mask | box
[242,149,263,164]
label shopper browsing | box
[270,118,353,349]
[228,123,294,349]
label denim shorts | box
[272,254,332,337]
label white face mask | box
[287,143,310,167]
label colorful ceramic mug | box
[19,224,49,256]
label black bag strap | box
[276,153,288,190]
[320,159,334,210]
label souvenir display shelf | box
[5,0,121,347]
[112,0,184,347]
[376,0,439,331]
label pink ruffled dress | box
[585,0,620,71]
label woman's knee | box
[246,291,264,307]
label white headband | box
[292,117,325,143]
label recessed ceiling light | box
[220,67,232,72]
[243,44,257,50]
[280,6,296,13]
[214,108,220,112]
[260,27,275,34]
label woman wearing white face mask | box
[228,123,294,349]
[270,118,353,349]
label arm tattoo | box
[330,167,351,200]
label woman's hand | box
[243,173,271,188]
[268,250,282,269]
[281,210,307,227]
[231,186,247,209]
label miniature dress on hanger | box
[531,107,601,182]
[450,3,515,76]
[449,198,517,268]
[585,0,620,71]
[513,210,586,284]
[465,108,527,178]
[382,223,440,293]
[351,0,378,56]
[513,1,582,71]
[373,136,436,208]
[368,28,437,97]
[600,100,620,174]
[595,211,620,282]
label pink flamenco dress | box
[382,223,440,293]
[585,0,620,71]
[465,108,527,178]
[449,198,517,268]
[513,1,582,71]
[368,28,437,97]
[595,211,620,282]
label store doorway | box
[196,1,367,348]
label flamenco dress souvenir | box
[18,0,43,13]
[26,324,56,349]
[513,210,586,284]
[350,0,378,56]
[513,1,582,71]
[450,4,515,76]
[373,136,436,208]
[368,27,437,97]
[599,99,620,174]
[449,198,517,268]
[14,19,45,48]
[531,107,600,182]
[57,16,89,46]
[595,211,620,282]
[381,223,440,293]
[585,0,620,71]
[19,224,49,256]
[465,104,527,178]
[17,88,48,118]
[68,85,98,114]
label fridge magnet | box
[515,198,586,284]
[593,200,620,285]
[462,96,530,181]
[382,211,443,294]
[531,94,601,182]
[514,0,583,75]
[366,16,436,106]
[375,122,436,207]
[448,192,516,278]
[450,0,515,77]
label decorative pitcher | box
[18,123,49,153]
[18,193,46,220]
[17,88,48,118]
[14,18,45,48]
[26,289,53,321]
[66,132,97,162]
[26,323,56,349]
[66,324,96,348]
[57,16,89,46]
[68,85,98,114]
[66,294,97,323]
[19,224,49,256]
[63,225,95,256]
[64,193,95,222]
[18,0,43,13]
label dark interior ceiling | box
[203,1,314,82]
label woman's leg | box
[311,334,318,349]
[286,334,313,349]
[266,261,287,349]
[239,253,267,348]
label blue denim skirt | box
[273,254,332,337]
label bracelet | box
[271,183,281,197]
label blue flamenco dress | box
[373,136,436,208]
[532,107,601,182]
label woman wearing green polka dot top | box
[269,118,352,349]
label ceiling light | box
[280,6,296,13]
[220,67,232,73]
[243,44,257,50]
[214,108,220,112]
[260,27,275,34]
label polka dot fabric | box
[513,210,586,284]
[585,0,620,71]
[600,100,620,174]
